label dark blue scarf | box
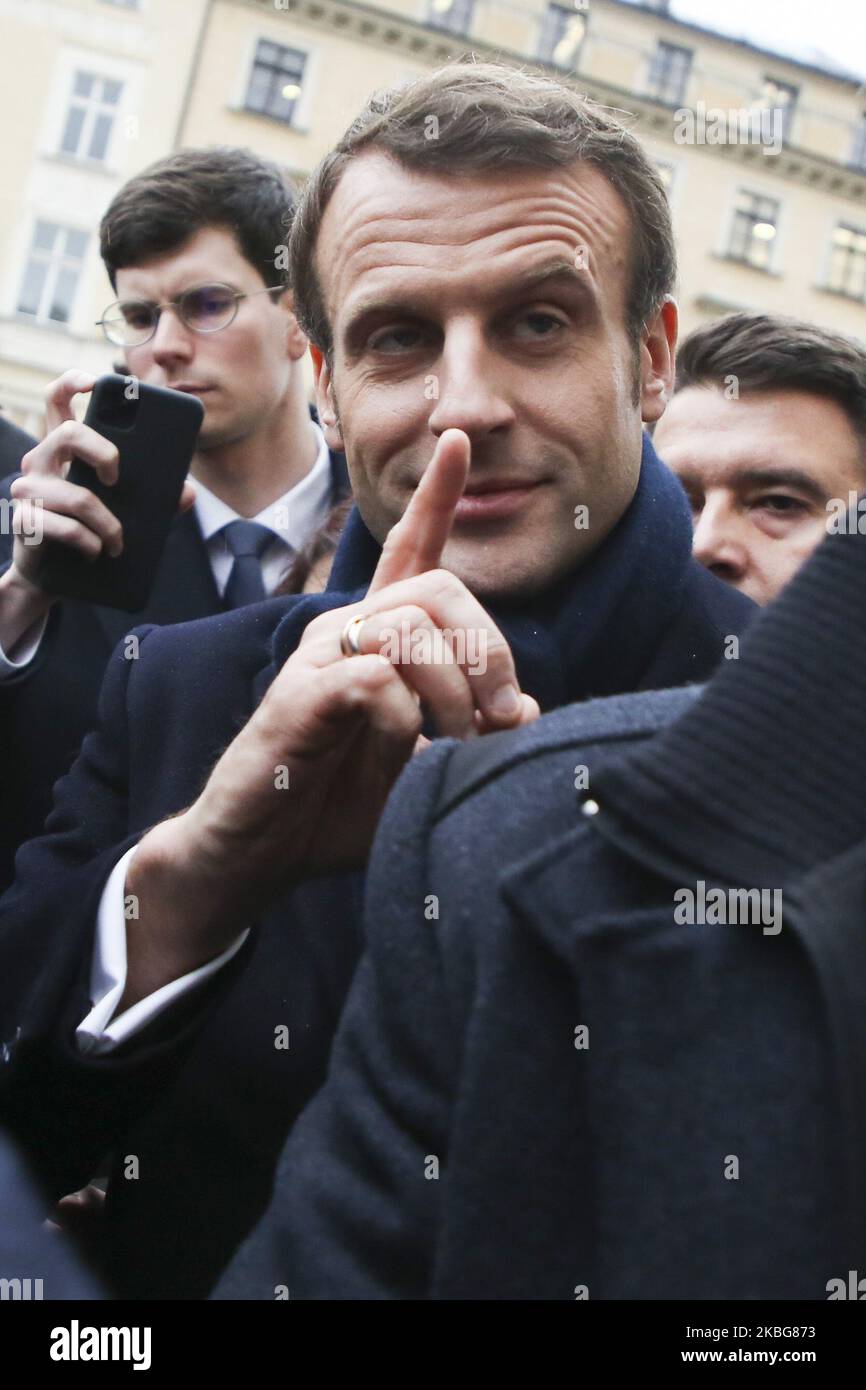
[270,433,694,711]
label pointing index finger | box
[368,429,470,595]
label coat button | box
[582,798,600,817]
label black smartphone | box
[37,374,204,612]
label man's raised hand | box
[124,428,538,1002]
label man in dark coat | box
[0,148,348,891]
[0,63,753,1299]
[216,500,866,1302]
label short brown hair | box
[100,147,295,291]
[289,60,676,359]
[675,312,866,454]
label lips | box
[454,479,543,523]
[462,478,537,497]
[171,384,212,395]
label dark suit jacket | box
[0,475,754,1298]
[215,519,866,1301]
[0,416,36,478]
[0,450,349,890]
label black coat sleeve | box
[214,739,464,1301]
[0,624,243,1198]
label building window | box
[427,0,475,35]
[538,4,587,70]
[59,71,123,162]
[244,40,307,124]
[99,0,140,8]
[754,76,798,143]
[851,113,866,172]
[17,222,89,325]
[826,224,866,300]
[646,42,692,106]
[727,191,779,270]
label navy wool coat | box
[217,516,866,1301]
[0,442,754,1298]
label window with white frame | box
[60,71,123,162]
[538,4,587,70]
[851,112,866,172]
[244,40,307,124]
[427,0,475,35]
[17,222,89,324]
[646,41,692,106]
[826,224,866,300]
[727,191,779,270]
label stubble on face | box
[315,152,646,601]
[655,385,866,604]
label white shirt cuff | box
[0,613,49,678]
[76,845,249,1056]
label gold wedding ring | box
[340,613,368,658]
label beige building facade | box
[1,0,865,432]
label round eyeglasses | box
[96,282,285,348]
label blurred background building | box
[2,0,865,431]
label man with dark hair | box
[653,310,866,605]
[0,64,752,1299]
[0,147,348,889]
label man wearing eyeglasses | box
[0,147,349,890]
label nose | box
[426,320,516,444]
[148,305,195,370]
[692,495,750,585]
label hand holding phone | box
[9,371,201,612]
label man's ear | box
[310,345,345,452]
[640,297,678,425]
[275,287,310,363]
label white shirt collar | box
[191,422,332,551]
